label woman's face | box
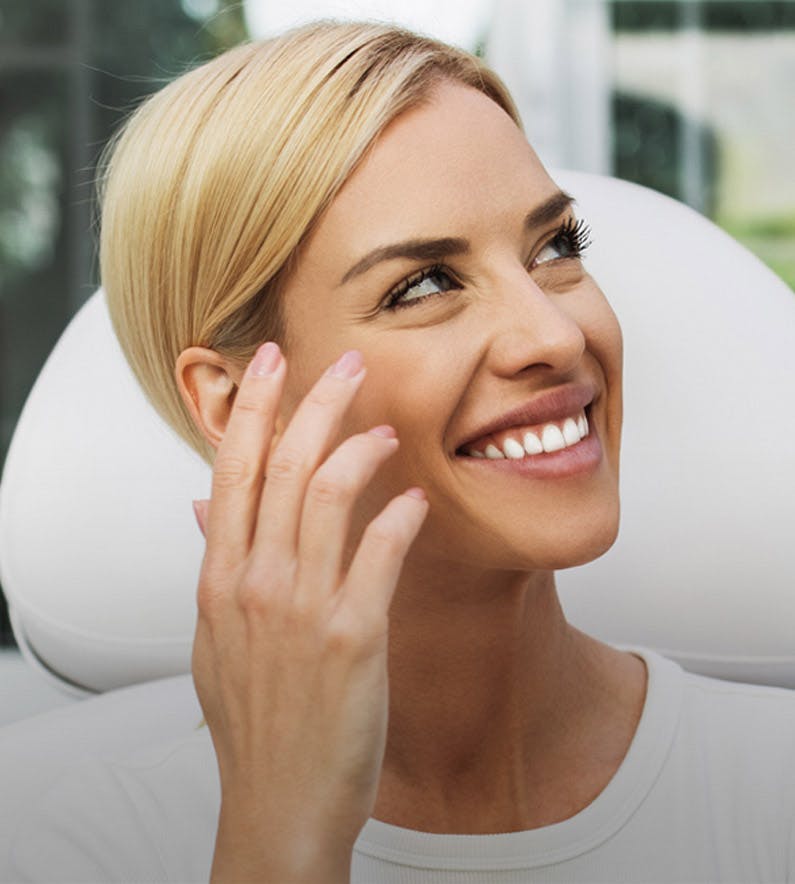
[278,80,623,572]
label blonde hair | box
[98,20,520,466]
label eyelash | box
[382,217,593,312]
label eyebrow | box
[339,190,576,286]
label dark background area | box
[0,0,246,644]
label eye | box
[531,217,592,269]
[383,264,461,311]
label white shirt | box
[5,646,795,883]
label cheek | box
[348,346,465,492]
[351,359,439,436]
[579,281,624,378]
[581,285,624,464]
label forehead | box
[322,81,555,247]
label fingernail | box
[192,500,207,536]
[249,342,281,376]
[326,349,363,379]
[404,487,426,501]
[368,425,397,438]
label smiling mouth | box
[455,403,594,460]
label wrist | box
[213,802,353,884]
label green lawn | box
[718,215,795,292]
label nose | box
[482,268,587,378]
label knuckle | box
[304,385,338,409]
[195,557,243,617]
[213,454,257,489]
[233,394,264,415]
[364,520,404,554]
[285,599,323,637]
[236,579,274,616]
[325,617,365,654]
[266,448,305,483]
[307,472,354,507]
[196,579,223,620]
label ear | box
[175,346,286,454]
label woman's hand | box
[190,343,428,884]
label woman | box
[7,19,795,884]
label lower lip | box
[456,425,603,479]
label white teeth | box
[464,408,590,459]
[541,424,566,452]
[502,437,525,459]
[523,431,543,455]
[562,417,581,446]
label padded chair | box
[0,171,794,866]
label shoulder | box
[637,646,795,758]
[631,648,795,819]
[4,728,219,884]
[674,668,795,817]
[680,668,795,745]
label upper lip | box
[455,382,598,452]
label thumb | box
[192,499,209,537]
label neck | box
[373,563,646,833]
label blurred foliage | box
[723,214,795,240]
[613,1,795,31]
[0,0,247,296]
[0,74,67,293]
[719,215,795,290]
[0,0,68,45]
[90,0,248,152]
[612,92,720,217]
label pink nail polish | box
[250,342,281,376]
[327,350,363,379]
[368,425,397,438]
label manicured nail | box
[368,425,397,438]
[327,349,363,379]
[250,342,281,376]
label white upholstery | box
[553,173,795,688]
[0,170,794,701]
[0,673,201,873]
[0,300,210,697]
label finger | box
[205,342,285,570]
[252,350,366,562]
[341,488,429,622]
[290,427,399,604]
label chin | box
[513,488,620,570]
[535,522,620,571]
[496,521,620,572]
[420,492,621,572]
[522,495,622,570]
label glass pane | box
[611,1,795,289]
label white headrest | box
[0,297,210,696]
[1,171,793,695]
